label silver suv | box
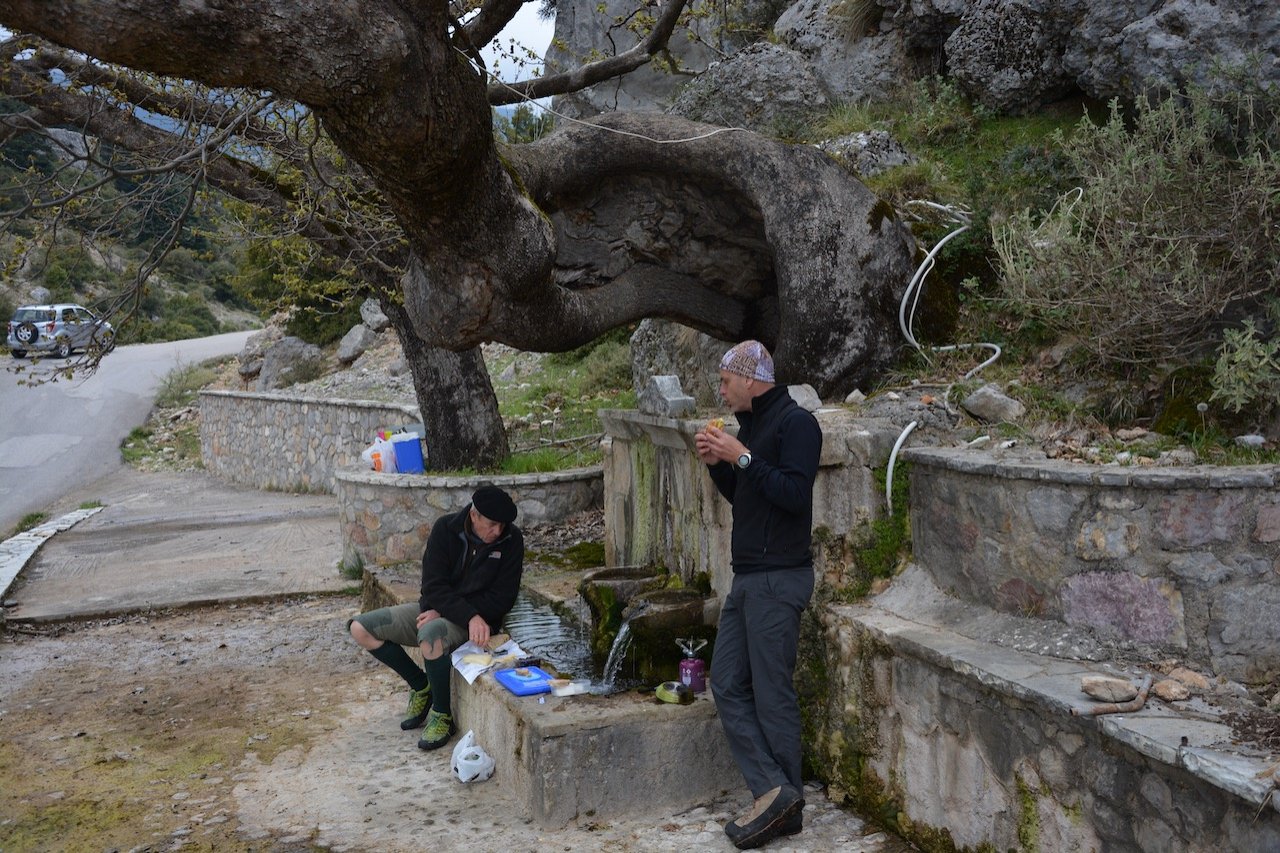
[7,303,115,359]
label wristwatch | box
[736,452,752,469]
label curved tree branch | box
[465,0,529,49]
[487,0,689,105]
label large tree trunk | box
[0,0,919,403]
[380,297,508,471]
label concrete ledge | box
[362,564,738,827]
[455,674,737,827]
[804,569,1280,850]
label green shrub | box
[1211,320,1280,415]
[994,88,1280,369]
[155,358,226,408]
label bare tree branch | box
[465,0,528,49]
[487,0,690,105]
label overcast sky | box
[480,5,556,84]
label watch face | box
[737,453,751,468]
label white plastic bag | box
[451,730,495,783]
[359,437,398,473]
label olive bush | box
[993,88,1280,369]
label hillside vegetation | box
[9,80,1279,464]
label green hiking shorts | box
[350,602,468,650]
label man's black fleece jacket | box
[708,384,823,573]
[418,505,525,632]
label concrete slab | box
[3,467,346,622]
[455,670,739,828]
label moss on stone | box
[811,463,912,602]
[1016,774,1041,851]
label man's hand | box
[468,614,491,648]
[415,609,440,630]
[696,424,747,465]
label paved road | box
[0,330,254,534]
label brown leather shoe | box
[724,785,803,849]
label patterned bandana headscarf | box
[719,340,775,383]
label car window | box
[61,308,76,322]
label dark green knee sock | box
[424,654,452,713]
[369,642,428,692]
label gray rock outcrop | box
[774,0,916,102]
[257,336,325,390]
[546,0,719,118]
[937,0,1280,113]
[669,42,830,133]
[816,130,917,177]
[336,324,379,365]
[359,298,391,333]
[237,325,284,382]
[630,320,731,409]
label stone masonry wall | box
[335,466,603,567]
[905,447,1280,684]
[598,408,903,602]
[200,390,418,493]
[803,603,1280,852]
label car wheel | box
[14,322,38,345]
[10,349,25,359]
[98,330,116,354]
[55,337,72,359]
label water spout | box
[598,620,634,692]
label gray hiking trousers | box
[710,567,815,797]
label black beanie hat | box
[471,485,517,524]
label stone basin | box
[454,670,737,827]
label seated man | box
[349,484,524,750]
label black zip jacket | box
[419,505,524,632]
[708,385,822,573]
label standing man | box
[695,340,822,850]
[349,485,523,752]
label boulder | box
[669,42,830,134]
[775,0,916,102]
[27,285,51,304]
[962,383,1025,423]
[336,323,379,365]
[237,325,284,381]
[945,0,1074,114]
[816,130,917,177]
[359,298,391,333]
[630,320,731,409]
[546,0,718,118]
[788,384,823,412]
[256,336,325,390]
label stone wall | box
[335,466,604,567]
[200,390,418,493]
[598,408,903,602]
[905,447,1280,683]
[803,600,1280,852]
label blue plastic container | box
[493,665,553,696]
[391,434,424,474]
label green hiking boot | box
[416,709,456,751]
[400,684,432,731]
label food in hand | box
[706,417,725,432]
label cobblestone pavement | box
[0,595,913,852]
